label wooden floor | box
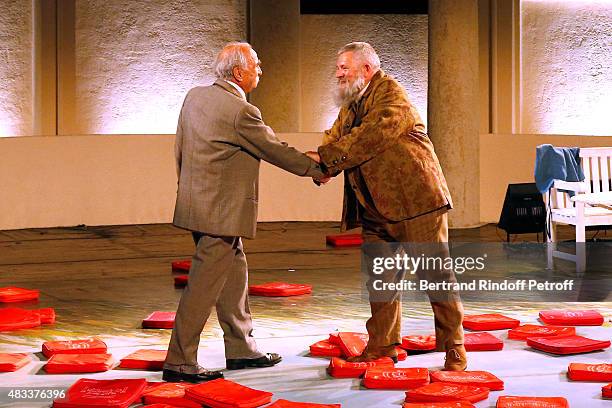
[0,222,610,407]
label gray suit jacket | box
[173,80,324,239]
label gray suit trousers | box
[164,233,263,373]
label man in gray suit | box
[163,42,326,383]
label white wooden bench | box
[545,147,612,272]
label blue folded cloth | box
[534,144,584,195]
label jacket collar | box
[214,79,246,100]
[359,69,385,102]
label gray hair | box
[338,42,381,70]
[213,42,254,80]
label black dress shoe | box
[162,368,224,383]
[226,353,282,370]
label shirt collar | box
[225,80,246,100]
[357,81,370,101]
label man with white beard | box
[308,42,467,371]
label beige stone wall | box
[72,0,246,134]
[0,1,33,137]
[299,14,429,132]
[0,133,340,230]
[521,0,612,136]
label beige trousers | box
[164,234,262,374]
[362,207,464,352]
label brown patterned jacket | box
[318,70,452,230]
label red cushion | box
[401,335,436,351]
[142,382,201,408]
[430,370,504,391]
[0,286,40,302]
[363,367,429,389]
[496,396,569,407]
[266,400,341,407]
[603,383,612,399]
[184,378,273,408]
[42,337,108,358]
[0,353,30,372]
[405,382,489,403]
[464,332,503,351]
[336,332,368,358]
[171,260,191,272]
[143,404,177,408]
[396,347,408,361]
[174,274,189,286]
[462,314,520,331]
[119,349,167,371]
[44,353,114,373]
[403,402,475,408]
[327,357,394,378]
[539,309,604,326]
[507,324,575,341]
[567,363,612,381]
[326,233,363,247]
[142,311,175,329]
[0,307,41,331]
[53,378,147,408]
[249,282,312,297]
[527,335,610,355]
[309,340,343,357]
[33,308,56,324]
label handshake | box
[306,151,332,185]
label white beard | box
[333,75,366,108]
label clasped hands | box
[306,151,331,185]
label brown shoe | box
[443,344,467,371]
[346,345,398,363]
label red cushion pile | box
[527,335,610,355]
[33,308,56,324]
[142,312,175,329]
[403,402,475,408]
[405,382,489,403]
[464,332,503,351]
[309,340,343,357]
[327,357,395,378]
[119,349,167,371]
[53,378,147,408]
[42,338,108,358]
[462,314,520,331]
[44,353,114,373]
[184,378,273,408]
[174,275,189,286]
[363,367,429,389]
[171,260,191,272]
[0,353,30,372]
[0,286,40,302]
[603,383,612,399]
[567,363,612,381]
[142,382,200,408]
[249,282,312,297]
[401,334,436,352]
[266,400,341,407]
[507,324,575,341]
[539,309,604,326]
[0,307,41,331]
[495,396,568,407]
[325,234,363,247]
[430,370,504,390]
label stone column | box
[428,0,480,227]
[249,0,300,132]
